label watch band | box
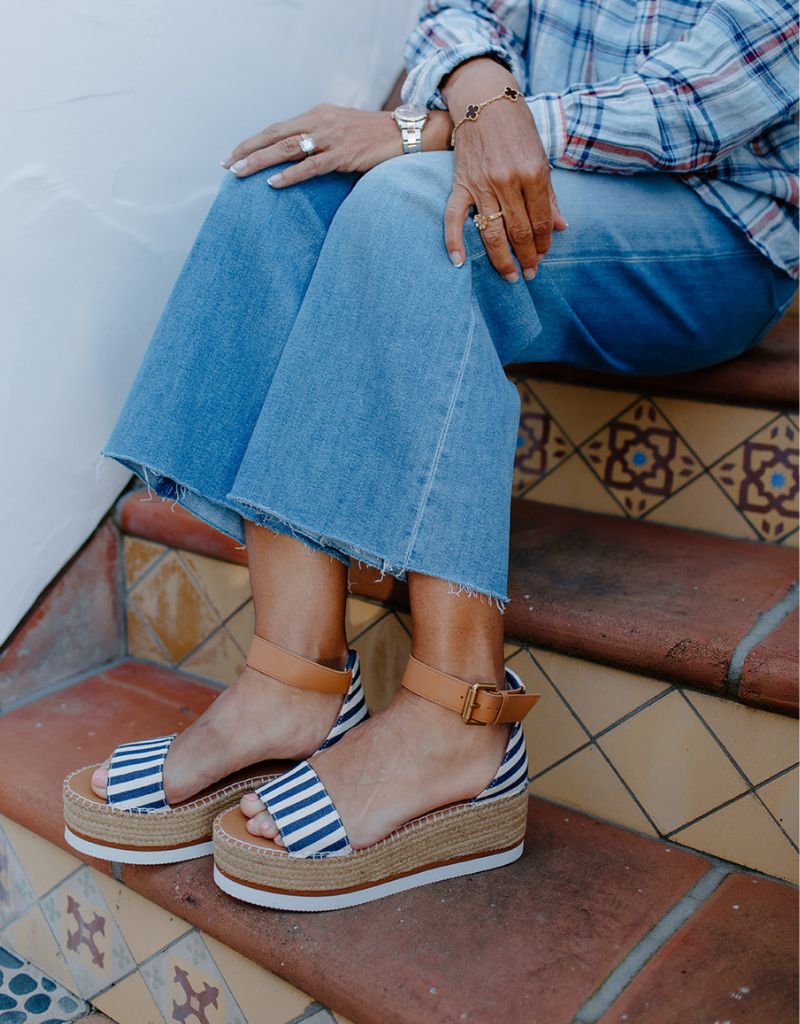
[398,120,426,154]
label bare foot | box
[91,664,344,805]
[239,686,510,849]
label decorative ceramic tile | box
[0,906,77,993]
[684,691,799,786]
[128,552,221,663]
[671,793,798,883]
[580,399,702,516]
[597,691,748,834]
[523,381,635,446]
[39,868,135,999]
[646,473,758,539]
[124,538,167,588]
[202,933,314,1024]
[533,650,672,735]
[126,607,170,665]
[0,823,37,929]
[180,553,252,621]
[287,1008,338,1024]
[225,603,255,655]
[508,651,589,776]
[140,931,246,1024]
[710,416,798,540]
[530,745,656,835]
[351,612,411,713]
[654,399,774,467]
[756,768,799,847]
[181,628,244,687]
[91,873,189,964]
[512,383,573,496]
[0,818,80,899]
[345,598,388,643]
[522,452,623,516]
[0,946,87,1022]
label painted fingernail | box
[449,251,464,268]
[267,173,283,187]
[220,154,234,168]
[523,268,537,281]
[230,158,249,173]
[504,272,519,283]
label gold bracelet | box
[450,85,521,147]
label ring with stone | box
[298,133,317,156]
[473,209,504,231]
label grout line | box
[0,656,130,716]
[573,862,732,1023]
[726,580,799,692]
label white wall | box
[0,0,418,647]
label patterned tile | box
[140,931,246,1024]
[596,691,747,834]
[345,597,387,643]
[580,399,702,516]
[126,606,170,665]
[124,537,167,588]
[655,398,774,467]
[522,452,623,515]
[0,906,77,994]
[523,381,635,446]
[646,473,758,539]
[93,969,165,1024]
[756,768,799,848]
[180,553,251,621]
[181,628,244,687]
[39,869,135,999]
[710,416,799,540]
[91,873,189,964]
[0,819,79,899]
[512,383,573,496]
[225,602,255,655]
[0,946,87,1022]
[350,611,411,713]
[0,823,37,929]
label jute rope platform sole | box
[63,763,286,865]
[213,789,529,911]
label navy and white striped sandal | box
[213,655,539,911]
[63,635,368,865]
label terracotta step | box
[0,661,796,1024]
[515,309,798,409]
[117,490,799,715]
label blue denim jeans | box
[103,151,796,604]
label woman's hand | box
[442,58,567,281]
[221,104,451,188]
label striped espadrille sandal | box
[213,655,539,911]
[63,635,368,865]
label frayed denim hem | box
[227,492,510,613]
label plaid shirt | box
[403,0,799,278]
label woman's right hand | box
[441,57,567,282]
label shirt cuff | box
[526,94,568,164]
[402,43,517,111]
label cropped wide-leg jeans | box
[103,151,796,604]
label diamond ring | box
[298,133,317,156]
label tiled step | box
[0,662,796,1024]
[117,489,798,716]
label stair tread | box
[514,314,799,408]
[118,491,799,714]
[0,663,720,1024]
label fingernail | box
[267,173,283,187]
[449,251,464,268]
[504,272,519,283]
[230,158,249,173]
[220,154,234,168]
[563,221,570,228]
[523,268,537,281]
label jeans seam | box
[402,301,477,568]
[541,250,761,267]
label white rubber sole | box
[213,842,524,912]
[64,826,213,865]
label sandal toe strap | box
[256,762,352,859]
[106,734,177,812]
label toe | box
[239,792,267,818]
[91,761,110,799]
[245,810,279,840]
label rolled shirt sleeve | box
[402,0,531,110]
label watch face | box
[394,104,428,123]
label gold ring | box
[473,210,504,231]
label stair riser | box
[122,535,798,884]
[508,377,798,545]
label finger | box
[228,135,312,177]
[444,184,472,268]
[501,189,539,281]
[222,118,304,168]
[267,152,335,188]
[523,182,555,265]
[476,195,518,281]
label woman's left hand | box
[222,105,449,188]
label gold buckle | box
[461,683,498,725]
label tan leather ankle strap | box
[401,655,539,725]
[246,635,352,695]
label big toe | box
[91,762,110,800]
